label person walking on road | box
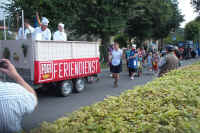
[108,44,114,77]
[0,59,38,133]
[110,42,123,88]
[147,52,153,71]
[128,45,138,80]
[158,45,179,77]
[125,45,131,77]
[152,52,160,74]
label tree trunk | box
[135,37,143,48]
[139,39,144,48]
[160,38,164,50]
[100,34,111,63]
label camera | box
[0,61,8,69]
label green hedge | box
[30,62,200,133]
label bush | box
[30,63,200,133]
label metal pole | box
[22,10,25,39]
[3,14,6,40]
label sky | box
[178,0,198,28]
[0,0,199,28]
[0,0,9,19]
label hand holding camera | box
[0,59,20,80]
[0,61,8,69]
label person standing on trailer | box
[53,23,67,41]
[33,17,51,40]
[17,19,35,40]
[111,42,123,88]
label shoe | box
[114,84,119,88]
[114,80,118,88]
[154,72,158,77]
[130,77,134,80]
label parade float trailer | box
[0,40,101,96]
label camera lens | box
[0,62,8,69]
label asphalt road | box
[22,58,200,131]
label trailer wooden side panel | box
[0,40,35,81]
[0,40,100,84]
[33,41,100,84]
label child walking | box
[152,52,160,73]
[147,52,153,71]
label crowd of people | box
[108,42,185,88]
[16,12,67,41]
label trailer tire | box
[74,78,86,93]
[59,80,73,97]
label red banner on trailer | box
[34,58,101,84]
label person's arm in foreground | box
[0,59,37,100]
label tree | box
[125,0,153,47]
[184,20,200,41]
[151,0,183,46]
[124,0,183,48]
[69,0,134,61]
[191,0,200,12]
[113,33,129,48]
[5,0,135,62]
[3,0,77,30]
[5,0,183,61]
[164,28,184,44]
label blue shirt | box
[125,50,131,59]
[128,50,138,69]
[0,82,37,133]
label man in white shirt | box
[33,17,51,40]
[53,23,67,41]
[17,19,35,40]
[0,59,37,133]
[111,42,123,88]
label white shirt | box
[0,82,37,133]
[17,26,35,40]
[53,31,67,41]
[33,27,51,41]
[112,49,123,66]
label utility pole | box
[22,10,25,38]
[3,14,6,40]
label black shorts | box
[129,68,137,73]
[111,65,121,73]
[109,63,113,72]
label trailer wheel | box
[59,80,73,97]
[74,78,85,93]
